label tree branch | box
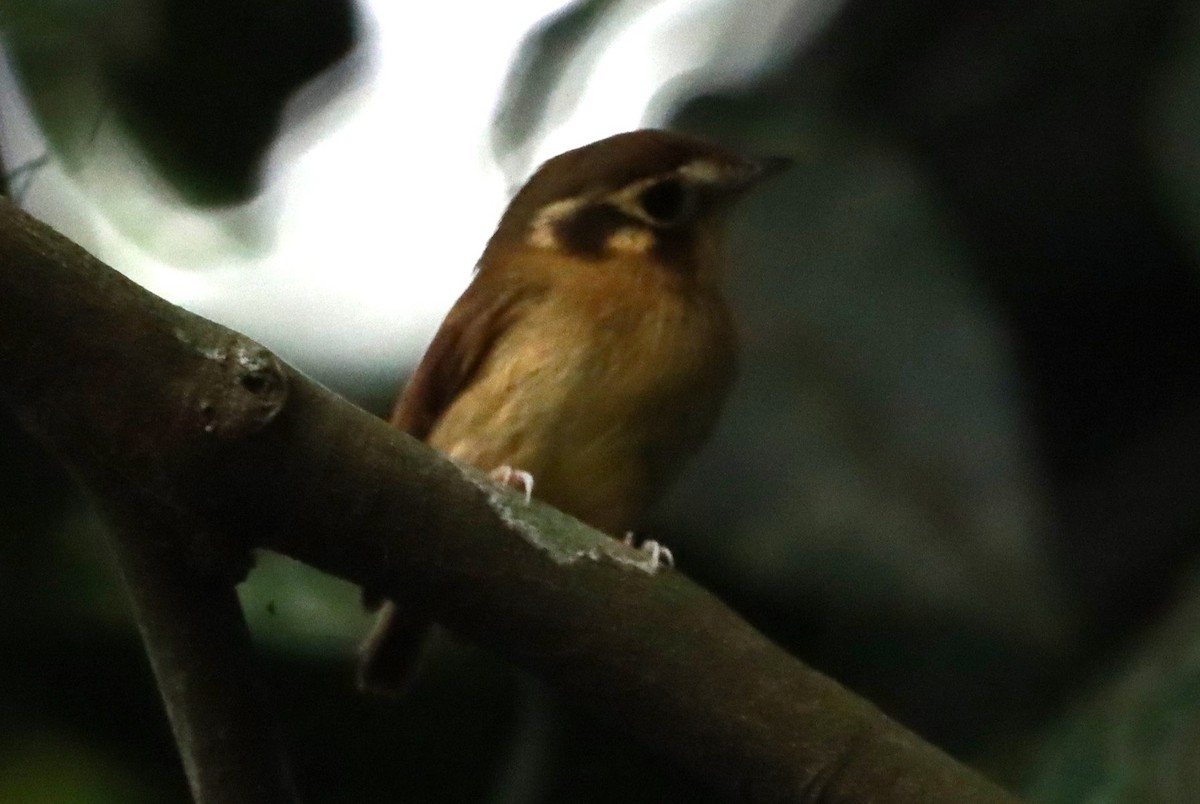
[0,197,1021,803]
[97,488,300,804]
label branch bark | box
[98,489,300,804]
[0,197,1022,803]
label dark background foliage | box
[2,0,1199,800]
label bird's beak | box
[751,155,794,180]
[725,154,793,193]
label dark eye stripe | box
[638,179,689,225]
[555,203,638,260]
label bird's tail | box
[356,600,432,697]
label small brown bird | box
[358,129,787,694]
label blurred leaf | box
[238,551,371,657]
[0,736,163,804]
[490,0,630,184]
[654,98,1074,757]
[0,411,128,631]
[4,0,357,204]
[1028,566,1200,803]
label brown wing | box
[391,275,544,440]
[360,276,544,696]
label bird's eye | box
[637,179,691,226]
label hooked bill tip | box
[750,154,793,180]
[723,153,792,190]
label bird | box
[357,128,788,695]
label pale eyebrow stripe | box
[676,160,727,183]
[526,159,727,249]
[527,196,586,248]
[605,227,655,254]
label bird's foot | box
[490,465,534,504]
[623,531,674,572]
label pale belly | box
[427,289,734,534]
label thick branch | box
[0,198,1021,803]
[98,489,300,804]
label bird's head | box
[481,129,788,283]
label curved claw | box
[623,532,674,572]
[491,465,534,504]
[640,539,674,571]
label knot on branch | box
[176,329,289,439]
